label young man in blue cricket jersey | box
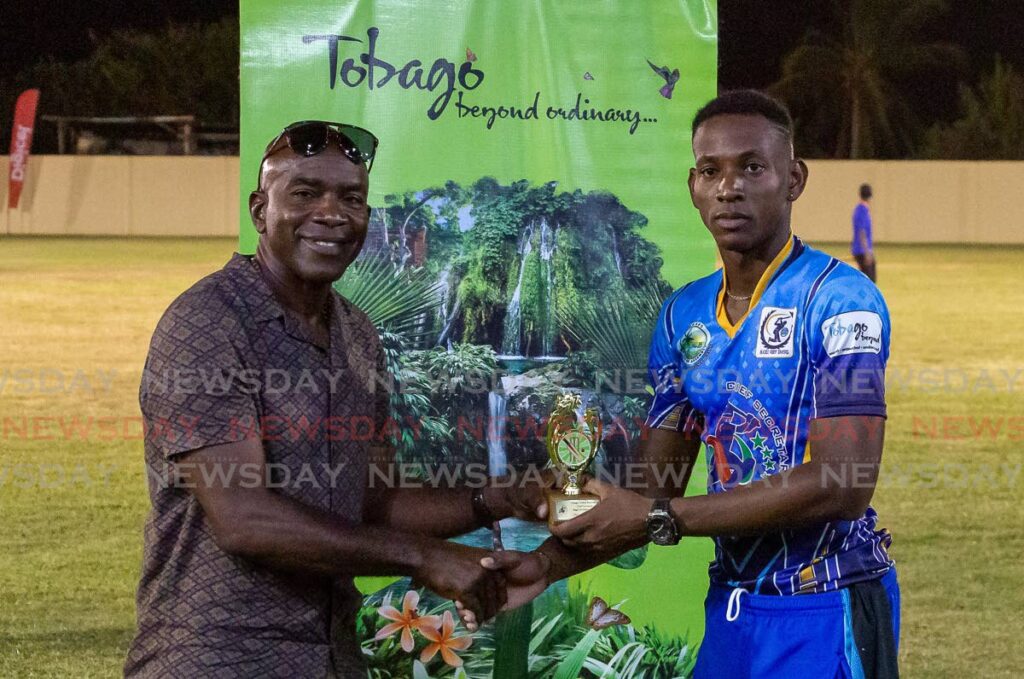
[462,90,901,678]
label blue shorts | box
[694,569,900,679]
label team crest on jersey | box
[706,403,779,489]
[756,307,796,358]
[678,321,711,366]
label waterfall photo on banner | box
[241,1,718,675]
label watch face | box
[648,514,677,545]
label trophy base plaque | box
[547,491,600,528]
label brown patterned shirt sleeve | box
[140,281,259,460]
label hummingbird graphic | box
[646,59,680,99]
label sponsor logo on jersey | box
[821,310,882,357]
[678,321,711,366]
[756,307,796,358]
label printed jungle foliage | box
[335,256,446,343]
[357,588,481,678]
[347,177,672,469]
[364,177,670,359]
[368,331,501,467]
[358,586,696,678]
[376,331,454,465]
[335,262,457,463]
[404,344,500,464]
[558,280,667,372]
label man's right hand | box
[455,550,551,631]
[412,542,509,623]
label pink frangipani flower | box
[374,590,442,653]
[420,610,473,668]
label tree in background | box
[922,59,1024,160]
[770,0,964,158]
[1,18,238,150]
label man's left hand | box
[548,479,650,552]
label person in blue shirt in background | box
[853,183,876,282]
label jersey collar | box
[715,233,795,338]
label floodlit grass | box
[1,236,1022,677]
[0,237,237,678]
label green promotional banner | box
[241,1,717,675]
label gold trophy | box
[546,392,602,527]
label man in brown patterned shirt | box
[124,122,544,677]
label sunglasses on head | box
[261,121,379,176]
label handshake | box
[412,471,653,632]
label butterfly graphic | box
[466,47,477,62]
[586,596,631,630]
[583,71,594,81]
[646,59,680,99]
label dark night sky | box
[2,1,1024,100]
[0,0,237,73]
[718,0,1024,88]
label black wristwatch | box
[646,498,681,546]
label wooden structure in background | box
[39,116,237,155]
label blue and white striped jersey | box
[647,236,894,594]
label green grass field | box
[1,237,1022,677]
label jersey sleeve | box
[806,275,891,419]
[645,291,701,433]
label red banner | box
[8,89,40,209]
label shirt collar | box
[225,253,352,352]
[224,252,283,323]
[716,233,796,337]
